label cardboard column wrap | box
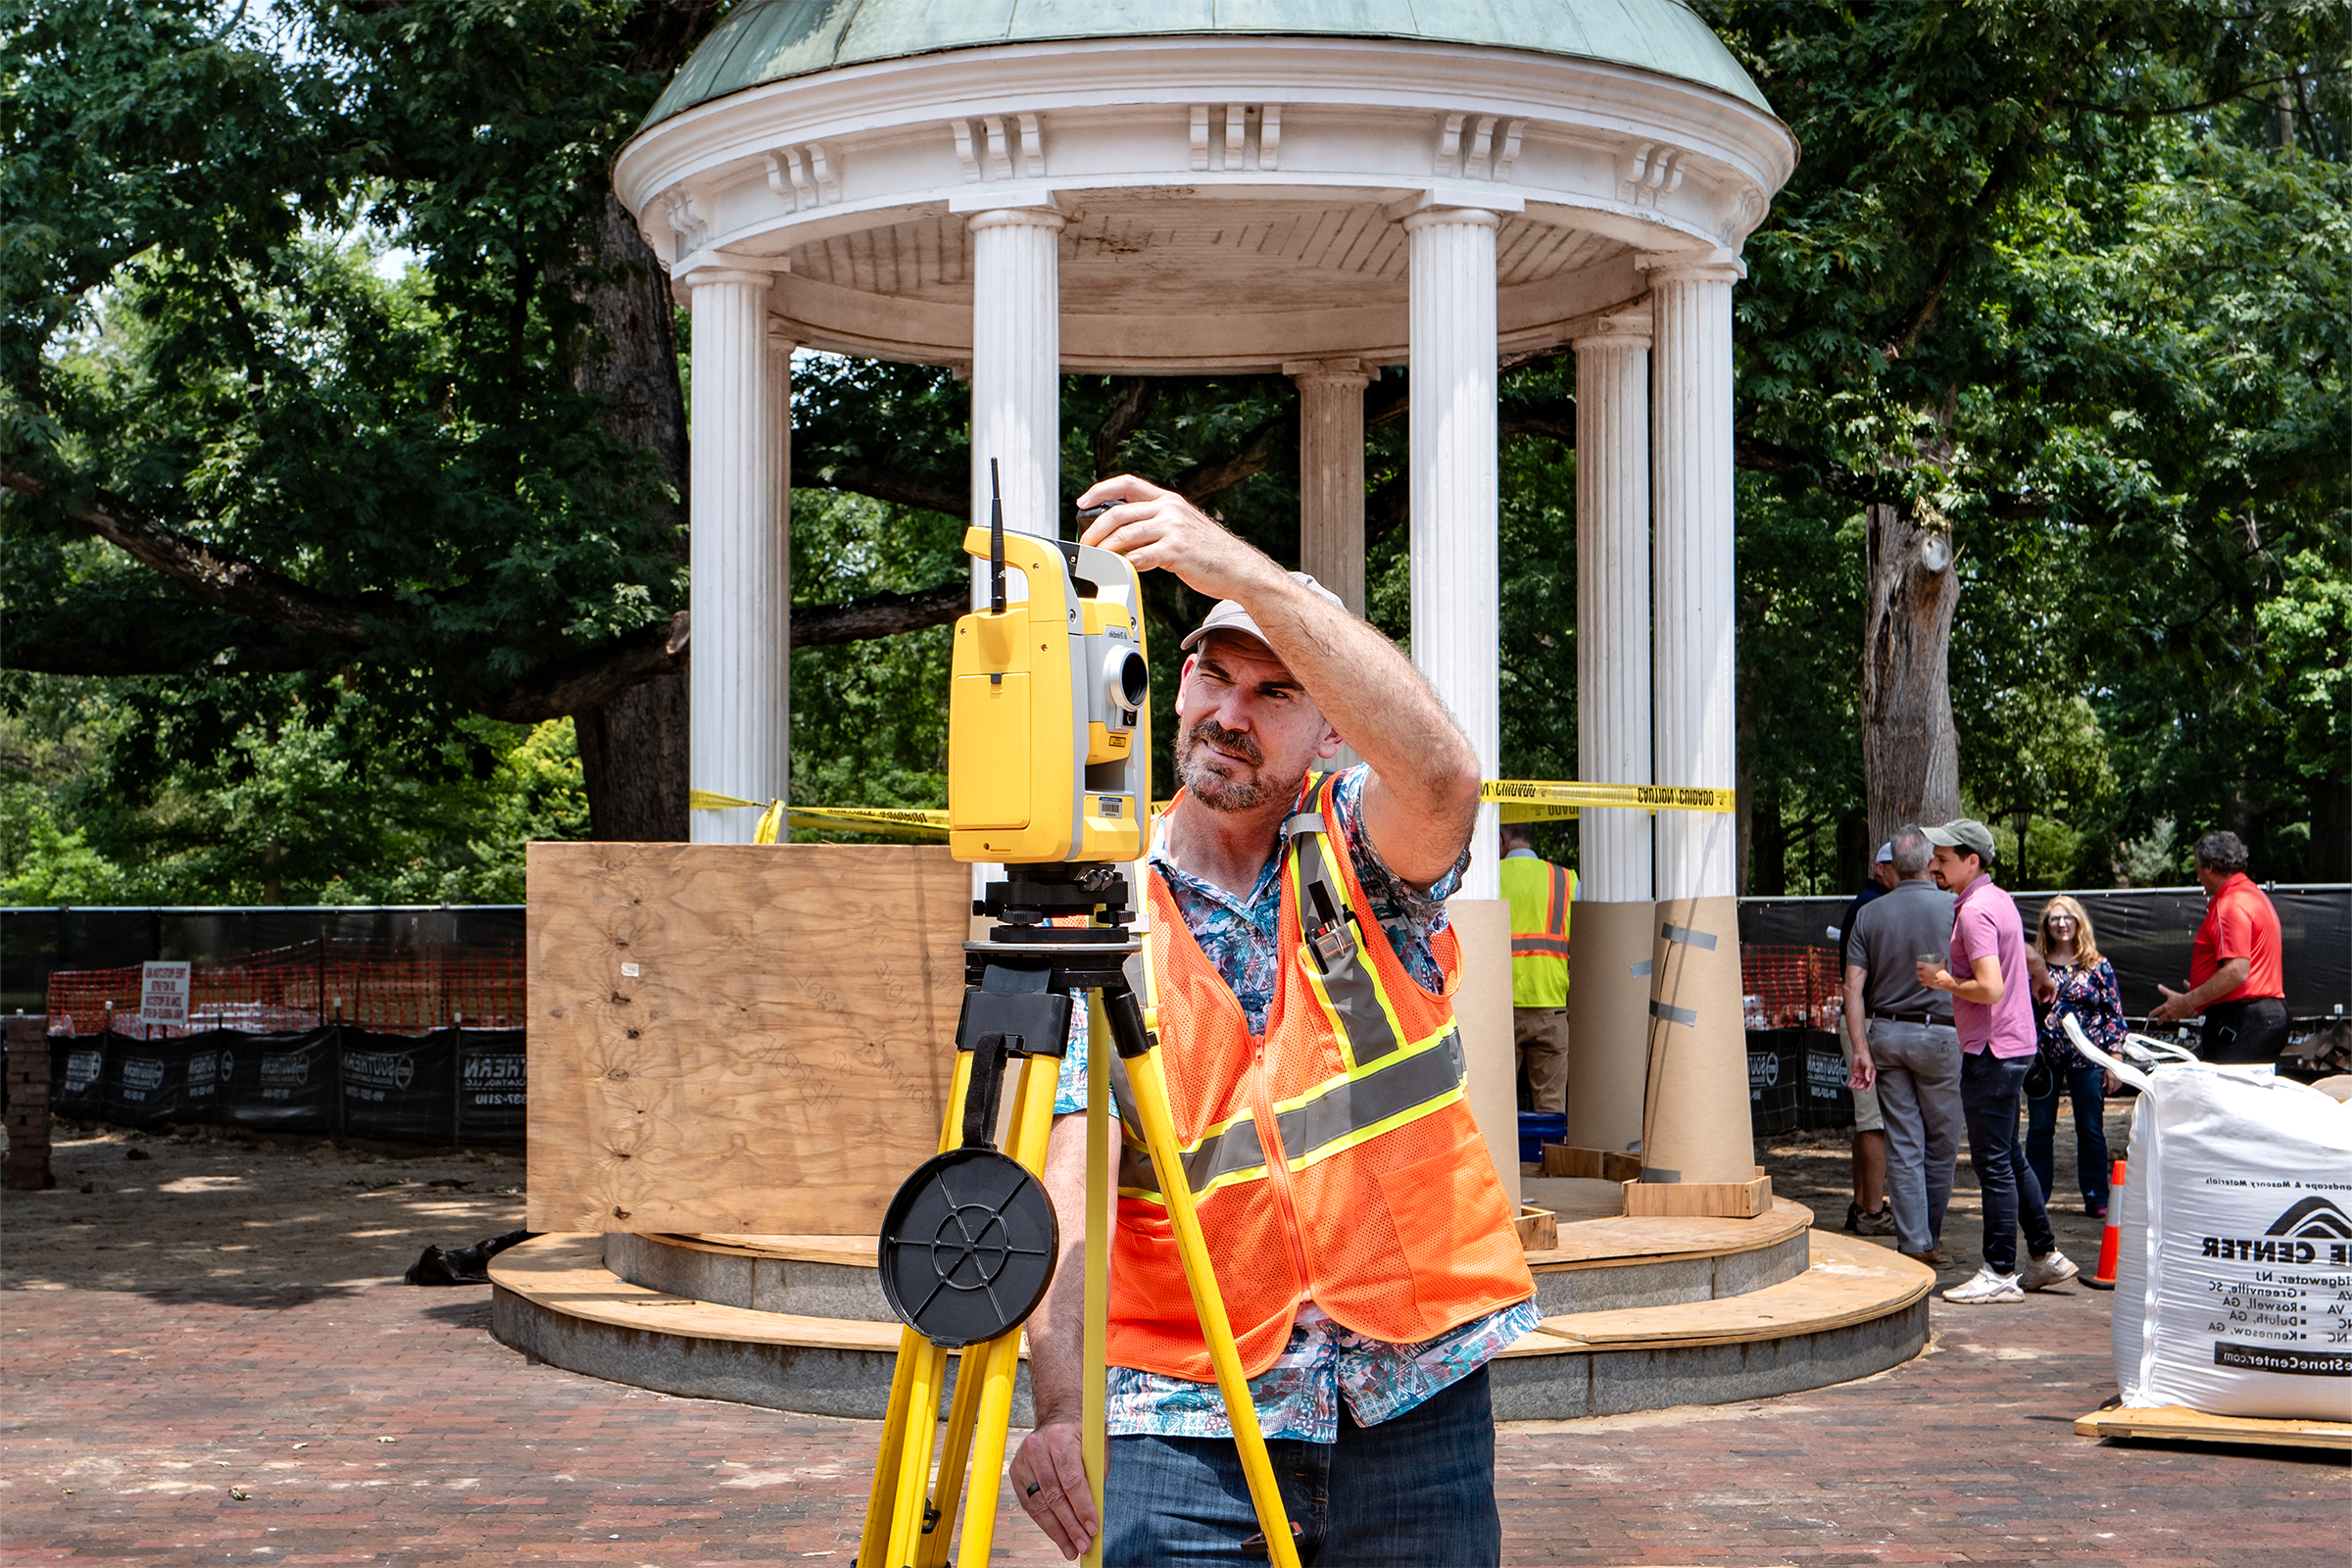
[1564,900,1656,1155]
[1640,895,1757,1186]
[1446,899,1521,1212]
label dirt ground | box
[0,1121,529,1294]
[3,1100,2130,1296]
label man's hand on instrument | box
[1008,1419,1097,1560]
[1079,475,1285,607]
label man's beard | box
[1177,717,1305,813]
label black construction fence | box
[42,1026,526,1147]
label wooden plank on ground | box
[1521,1197,1812,1268]
[525,842,968,1235]
[2073,1402,2352,1451]
[1503,1230,1932,1354]
[490,1233,908,1352]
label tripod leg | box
[887,1340,951,1566]
[1079,992,1111,1568]
[1107,985,1301,1568]
[863,1049,978,1567]
[955,1048,1063,1567]
[923,1052,1050,1565]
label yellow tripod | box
[858,896,1298,1568]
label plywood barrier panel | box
[525,842,968,1234]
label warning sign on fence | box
[139,962,191,1028]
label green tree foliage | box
[1713,0,2351,887]
[5,0,2345,906]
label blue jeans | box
[1960,1050,2056,1274]
[1102,1365,1500,1566]
[2025,1059,2110,1210]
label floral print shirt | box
[2034,956,2127,1065]
[1054,766,1541,1442]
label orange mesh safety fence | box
[1740,944,1845,1031]
[44,939,524,1038]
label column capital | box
[1399,204,1501,234]
[962,205,1068,235]
[1571,310,1652,353]
[673,260,776,293]
[766,319,801,348]
[1636,248,1747,286]
[1282,357,1373,387]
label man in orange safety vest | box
[1006,474,1537,1567]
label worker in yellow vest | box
[1499,820,1576,1112]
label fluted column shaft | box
[1573,315,1653,902]
[1646,259,1742,898]
[1405,208,1501,900]
[1289,359,1372,615]
[767,322,795,840]
[967,208,1065,577]
[686,269,785,844]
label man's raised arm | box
[1079,476,1480,885]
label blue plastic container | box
[1517,1110,1567,1165]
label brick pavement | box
[2,1267,2342,1567]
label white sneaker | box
[1943,1264,2026,1304]
[2021,1250,2080,1292]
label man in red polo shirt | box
[2151,830,2287,1066]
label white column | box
[965,208,1063,903]
[1286,358,1372,615]
[684,268,785,844]
[1404,207,1500,899]
[1644,255,1744,898]
[767,321,795,841]
[967,208,1065,574]
[1572,313,1653,902]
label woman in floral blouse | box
[2027,896,2126,1216]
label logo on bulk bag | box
[2200,1197,2352,1265]
[2268,1197,2352,1240]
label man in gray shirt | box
[1843,825,1960,1266]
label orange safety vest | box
[1106,774,1536,1383]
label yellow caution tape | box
[1483,779,1737,813]
[690,791,950,843]
[691,778,1732,843]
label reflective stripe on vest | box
[1118,785,1468,1206]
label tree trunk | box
[1748,775,1788,897]
[569,185,694,840]
[576,673,690,842]
[1861,502,1961,854]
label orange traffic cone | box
[2085,1158,2126,1291]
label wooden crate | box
[525,842,970,1236]
[1541,1145,1642,1182]
[1621,1166,1773,1219]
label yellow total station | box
[948,489,1151,865]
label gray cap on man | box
[1924,818,1998,863]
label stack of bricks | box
[4,1015,55,1192]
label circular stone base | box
[489,1203,1931,1424]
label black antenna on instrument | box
[988,458,1006,615]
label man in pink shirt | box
[1916,819,2078,1305]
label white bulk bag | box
[2069,1020,2352,1421]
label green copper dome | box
[644,0,1771,127]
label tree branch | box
[2,466,386,644]
[1171,414,1290,504]
[797,457,967,518]
[2056,67,2350,119]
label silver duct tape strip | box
[1629,959,1653,977]
[1649,999,1697,1027]
[1658,922,1719,951]
[1638,1166,1683,1183]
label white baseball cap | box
[1179,571,1349,652]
